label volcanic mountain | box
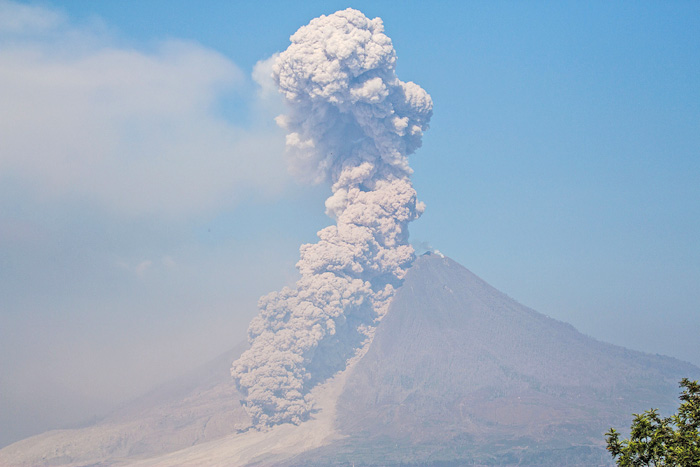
[290,253,699,465]
[1,253,697,466]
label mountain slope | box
[0,345,251,466]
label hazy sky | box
[1,0,698,448]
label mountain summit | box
[1,253,697,466]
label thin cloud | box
[0,0,289,219]
[0,0,65,34]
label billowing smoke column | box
[231,8,432,427]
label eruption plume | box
[231,8,432,427]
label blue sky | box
[1,0,698,447]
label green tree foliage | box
[606,378,700,466]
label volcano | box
[1,253,697,466]
[290,253,699,465]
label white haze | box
[0,0,302,448]
[0,3,289,218]
[231,9,432,427]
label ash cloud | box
[231,8,432,427]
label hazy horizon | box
[1,0,698,449]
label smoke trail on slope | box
[231,8,432,427]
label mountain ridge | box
[1,253,697,466]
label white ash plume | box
[231,8,432,427]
